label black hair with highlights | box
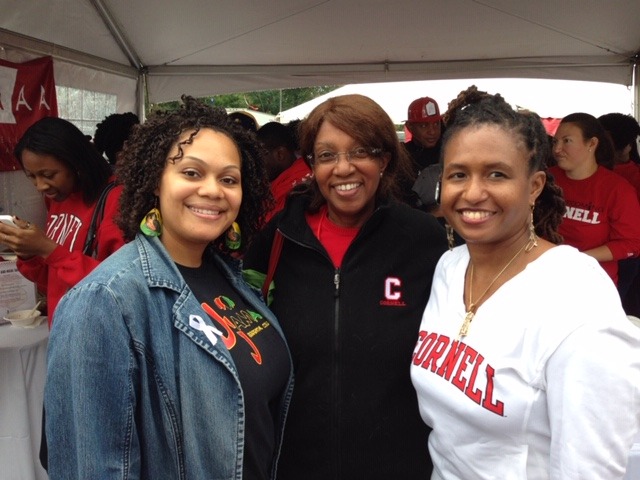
[116,95,272,254]
[441,86,565,244]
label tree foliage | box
[149,86,340,116]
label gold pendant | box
[458,310,474,339]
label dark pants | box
[619,258,640,317]
[40,407,48,471]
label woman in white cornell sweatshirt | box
[410,86,640,480]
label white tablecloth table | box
[0,321,49,480]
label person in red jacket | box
[0,117,126,325]
[550,112,640,285]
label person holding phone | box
[0,117,125,325]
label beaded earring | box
[445,223,455,251]
[526,204,538,252]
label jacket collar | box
[134,234,243,292]
[132,234,257,368]
[276,192,393,243]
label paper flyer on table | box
[0,260,37,320]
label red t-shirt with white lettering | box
[550,165,640,284]
[17,184,125,325]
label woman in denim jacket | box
[44,96,294,480]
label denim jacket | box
[45,234,294,480]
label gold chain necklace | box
[458,240,530,340]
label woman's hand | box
[0,218,57,259]
[583,245,614,263]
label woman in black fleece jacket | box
[244,94,448,480]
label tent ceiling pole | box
[633,54,639,121]
[0,28,135,77]
[137,71,148,121]
[147,56,632,79]
[90,0,144,70]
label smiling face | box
[552,122,598,179]
[157,128,242,266]
[312,121,389,228]
[20,149,78,202]
[441,125,545,249]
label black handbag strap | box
[82,181,116,257]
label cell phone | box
[0,215,18,228]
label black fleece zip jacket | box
[243,193,448,480]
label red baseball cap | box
[406,97,441,123]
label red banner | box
[0,56,58,172]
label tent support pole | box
[136,70,148,121]
[633,56,639,121]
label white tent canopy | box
[0,0,638,116]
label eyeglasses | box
[307,146,383,166]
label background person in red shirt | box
[550,112,640,286]
[0,117,125,325]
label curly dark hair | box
[441,86,565,244]
[296,94,414,212]
[115,95,272,254]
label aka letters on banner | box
[0,56,58,172]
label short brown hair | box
[298,94,413,211]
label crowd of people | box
[0,87,639,479]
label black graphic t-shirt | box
[178,255,290,480]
